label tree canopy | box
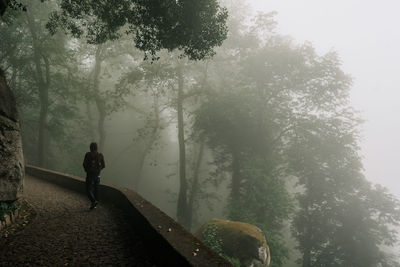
[45,0,228,60]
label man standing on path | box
[83,142,105,210]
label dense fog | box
[1,0,399,266]
[250,0,400,201]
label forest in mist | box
[1,0,400,266]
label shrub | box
[0,201,19,221]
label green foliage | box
[194,9,400,267]
[225,156,293,267]
[0,202,19,221]
[225,256,241,267]
[202,223,223,255]
[202,223,242,267]
[4,0,30,13]
[195,87,294,266]
[284,47,400,267]
[46,0,228,60]
[1,2,94,172]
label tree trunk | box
[301,190,313,267]
[133,137,155,190]
[302,252,311,267]
[133,95,160,190]
[186,63,209,229]
[0,0,9,16]
[92,45,106,151]
[85,101,96,141]
[37,83,48,167]
[302,244,312,267]
[26,11,50,167]
[176,63,188,227]
[187,138,205,230]
[96,100,106,151]
[229,151,242,220]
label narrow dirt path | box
[0,175,158,266]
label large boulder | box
[0,69,24,201]
[195,219,271,267]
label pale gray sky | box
[247,0,400,198]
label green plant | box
[202,223,242,266]
[0,201,20,221]
[202,223,223,255]
[225,256,241,267]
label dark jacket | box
[83,151,105,176]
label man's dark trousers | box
[86,174,99,205]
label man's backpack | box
[87,152,101,173]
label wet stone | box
[0,175,158,266]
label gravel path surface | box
[0,175,157,266]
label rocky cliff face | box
[0,69,24,201]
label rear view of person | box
[83,142,105,210]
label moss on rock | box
[195,219,270,267]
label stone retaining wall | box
[0,69,24,202]
[25,165,232,267]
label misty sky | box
[247,0,400,197]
